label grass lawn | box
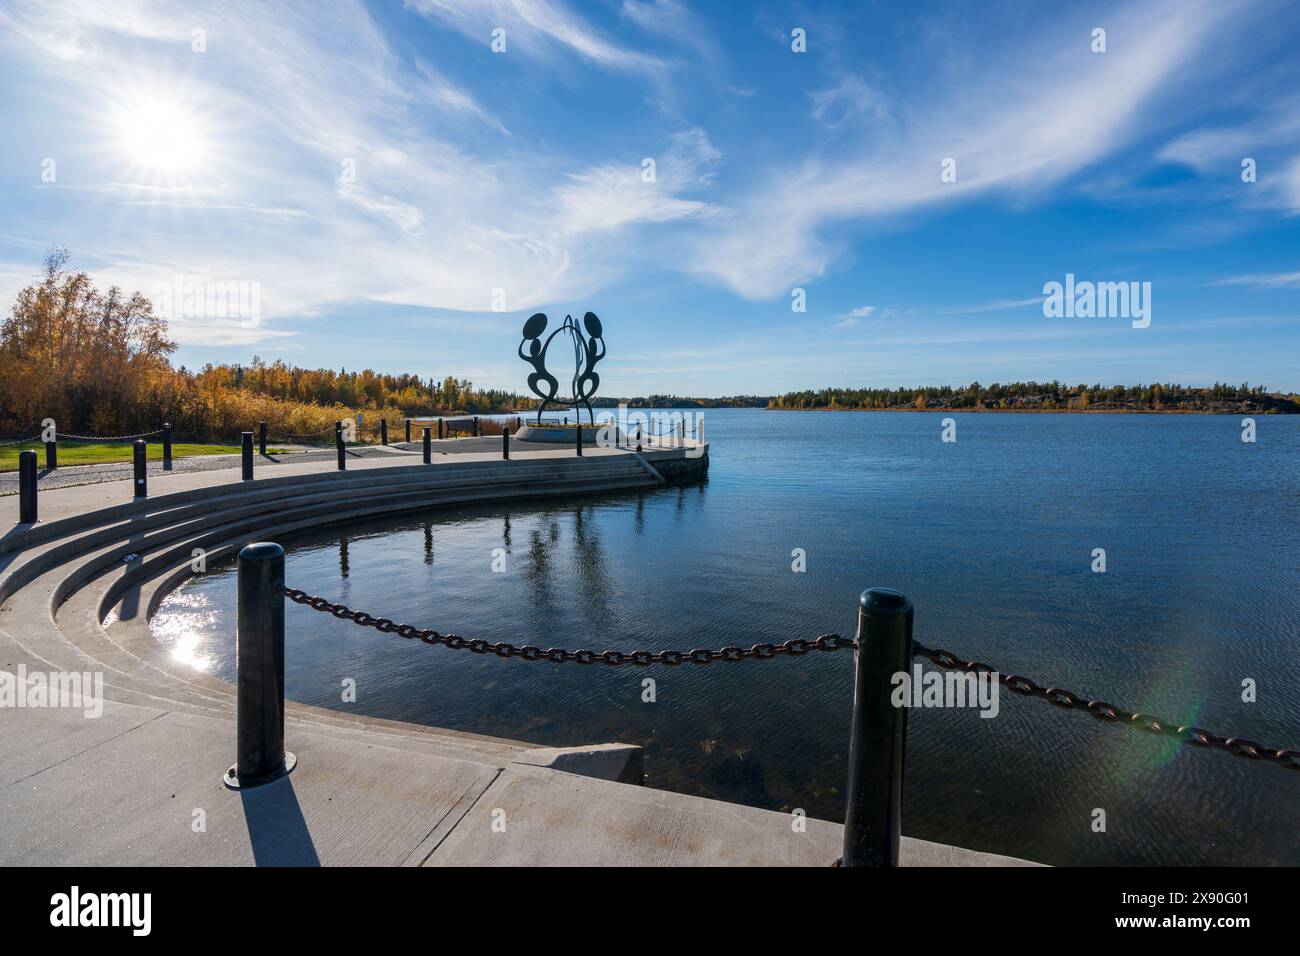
[0,441,287,472]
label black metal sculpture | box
[518,311,605,424]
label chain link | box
[278,425,341,441]
[0,434,41,446]
[56,430,163,441]
[283,586,852,663]
[282,585,1298,771]
[912,643,1300,771]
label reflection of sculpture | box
[518,311,606,424]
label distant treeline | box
[589,394,771,408]
[206,360,533,419]
[0,250,536,441]
[769,381,1300,413]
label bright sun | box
[112,91,208,175]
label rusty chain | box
[283,585,1299,770]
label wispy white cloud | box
[0,0,715,344]
[941,296,1044,315]
[406,0,669,76]
[415,59,510,135]
[1210,270,1300,289]
[688,0,1237,299]
[837,305,876,327]
[1158,95,1300,213]
[810,75,890,128]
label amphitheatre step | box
[0,458,652,601]
[39,475,656,714]
[3,454,645,552]
[1,452,664,728]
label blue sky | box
[1,0,1298,395]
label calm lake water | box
[151,410,1300,865]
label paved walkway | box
[0,688,1034,866]
[0,437,507,495]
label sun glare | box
[108,85,213,182]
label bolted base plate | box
[223,751,297,790]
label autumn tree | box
[0,248,175,433]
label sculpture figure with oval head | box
[517,310,606,425]
[574,312,605,424]
[518,312,560,421]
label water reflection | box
[569,506,614,632]
[148,410,1300,865]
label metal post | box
[241,431,254,480]
[842,588,913,867]
[45,435,56,471]
[423,426,431,464]
[516,416,521,431]
[576,423,583,456]
[438,418,444,440]
[162,422,173,470]
[132,439,147,498]
[224,542,296,788]
[380,419,388,446]
[335,421,345,470]
[503,426,510,460]
[259,421,268,456]
[472,416,479,438]
[405,418,411,443]
[18,450,37,523]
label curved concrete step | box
[0,453,664,764]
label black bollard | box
[438,419,444,440]
[162,422,173,470]
[335,421,345,471]
[242,431,254,480]
[423,426,431,463]
[472,416,479,438]
[516,416,521,431]
[841,588,913,867]
[405,418,411,443]
[18,450,37,523]
[576,423,583,457]
[503,426,510,460]
[132,439,147,498]
[259,421,268,456]
[224,542,296,788]
[380,419,388,446]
